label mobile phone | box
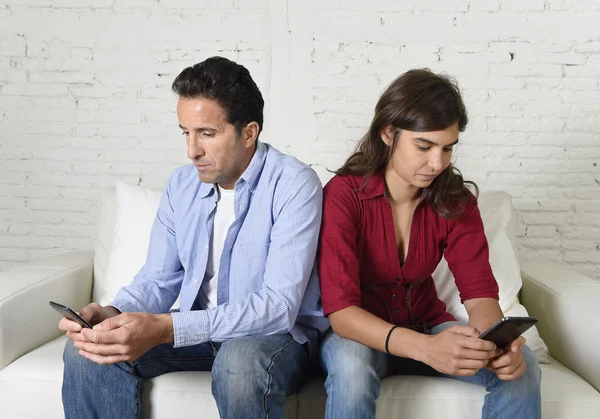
[479,316,538,348]
[49,301,93,329]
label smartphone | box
[49,301,93,329]
[479,316,538,348]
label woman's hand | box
[416,325,502,376]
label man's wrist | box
[158,313,174,344]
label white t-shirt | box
[198,185,236,309]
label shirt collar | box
[356,170,426,203]
[197,140,267,199]
[357,171,386,200]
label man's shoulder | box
[262,143,321,189]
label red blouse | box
[318,172,499,330]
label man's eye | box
[443,148,453,152]
[202,132,214,137]
[418,146,430,151]
[181,131,189,136]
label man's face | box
[177,97,257,189]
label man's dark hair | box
[172,56,264,137]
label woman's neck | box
[384,167,422,206]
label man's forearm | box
[464,297,504,334]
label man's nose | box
[187,135,205,160]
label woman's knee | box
[320,331,385,399]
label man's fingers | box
[74,341,128,357]
[81,327,125,345]
[59,318,82,332]
[94,314,130,331]
[79,303,101,322]
[78,349,127,366]
[66,331,88,342]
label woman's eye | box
[181,131,189,136]
[418,146,430,151]
[443,148,453,152]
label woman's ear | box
[380,125,396,146]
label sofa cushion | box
[94,181,162,305]
[296,363,600,419]
[2,336,598,419]
[0,336,297,419]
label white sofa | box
[1,187,599,419]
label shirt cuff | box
[109,298,141,314]
[171,310,210,348]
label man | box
[60,56,327,419]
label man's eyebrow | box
[414,137,459,147]
[179,124,218,132]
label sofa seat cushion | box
[297,360,600,419]
[1,336,599,418]
[0,336,297,419]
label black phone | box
[49,301,93,329]
[479,316,538,348]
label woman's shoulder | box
[323,173,365,197]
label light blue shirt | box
[111,141,329,358]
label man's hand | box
[58,303,120,342]
[416,325,502,376]
[486,336,527,381]
[73,312,174,365]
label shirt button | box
[193,279,199,284]
[391,294,397,299]
[394,310,400,315]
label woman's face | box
[381,122,459,189]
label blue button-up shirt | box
[111,141,329,358]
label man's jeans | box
[62,333,313,419]
[320,322,542,419]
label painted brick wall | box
[1,0,599,280]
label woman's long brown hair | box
[336,69,478,219]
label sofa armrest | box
[520,259,600,392]
[0,251,94,370]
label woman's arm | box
[464,297,504,334]
[329,305,426,358]
[331,305,499,376]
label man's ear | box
[380,125,396,146]
[243,122,260,148]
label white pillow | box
[96,180,162,306]
[433,191,550,363]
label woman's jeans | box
[320,322,542,419]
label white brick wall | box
[1,0,599,280]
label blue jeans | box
[320,322,542,419]
[62,333,313,419]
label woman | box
[318,69,541,419]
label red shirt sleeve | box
[444,194,500,303]
[318,176,362,316]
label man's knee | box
[211,335,295,397]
